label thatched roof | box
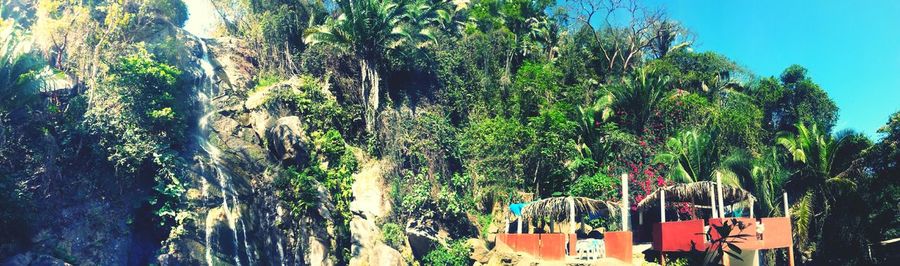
[636,181,757,211]
[520,197,618,222]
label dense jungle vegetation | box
[0,0,897,265]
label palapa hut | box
[636,181,756,213]
[515,196,618,235]
[521,196,618,223]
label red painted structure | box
[495,233,570,261]
[604,231,633,263]
[650,217,794,252]
[759,217,792,248]
[652,219,706,251]
[538,234,566,260]
[709,218,759,250]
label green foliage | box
[0,22,44,115]
[609,68,672,135]
[422,240,471,266]
[776,123,870,258]
[436,173,476,218]
[511,61,563,118]
[87,49,186,172]
[304,0,442,63]
[232,0,325,74]
[750,65,839,134]
[253,73,281,91]
[393,170,432,218]
[459,116,528,206]
[275,166,321,216]
[477,213,493,239]
[525,106,578,196]
[568,172,617,200]
[381,222,405,249]
[654,130,727,184]
[145,0,188,27]
[658,50,742,95]
[856,112,900,263]
[658,92,713,133]
[713,92,764,153]
[254,75,349,133]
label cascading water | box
[183,1,253,265]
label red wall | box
[495,233,569,261]
[759,217,792,248]
[652,220,706,251]
[709,218,759,250]
[604,231,633,263]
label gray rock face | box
[2,253,70,266]
[266,116,311,166]
[405,220,440,259]
[467,238,490,263]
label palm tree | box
[304,0,444,133]
[653,129,742,186]
[575,94,613,161]
[776,123,862,253]
[0,22,44,117]
[608,67,671,135]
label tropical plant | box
[422,239,471,266]
[0,22,44,116]
[654,130,740,186]
[609,67,672,135]
[304,0,444,133]
[575,93,620,164]
[701,218,751,266]
[776,123,864,252]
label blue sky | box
[641,0,900,138]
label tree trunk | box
[359,60,380,133]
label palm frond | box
[636,181,757,211]
[520,197,618,222]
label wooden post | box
[505,217,510,234]
[785,191,795,266]
[717,172,728,266]
[716,172,726,218]
[621,173,629,231]
[660,189,666,223]
[660,188,666,266]
[749,199,755,218]
[568,196,575,255]
[710,184,718,219]
[569,197,576,234]
[517,216,523,234]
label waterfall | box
[183,1,253,265]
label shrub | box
[422,240,471,266]
[274,167,321,217]
[381,222,405,249]
[569,172,617,200]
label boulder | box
[466,238,490,263]
[374,244,406,265]
[307,235,332,266]
[405,220,439,259]
[266,116,311,165]
[248,111,274,141]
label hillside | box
[0,0,897,265]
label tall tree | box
[653,129,742,186]
[752,65,839,134]
[608,67,671,135]
[776,123,865,255]
[304,0,443,133]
